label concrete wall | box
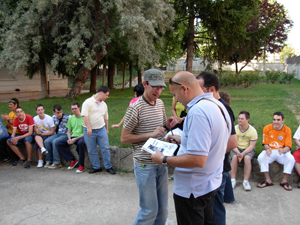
[167,59,286,72]
[0,67,69,100]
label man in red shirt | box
[7,107,34,168]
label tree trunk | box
[138,70,142,84]
[129,63,132,87]
[186,16,195,72]
[66,0,109,99]
[235,62,238,74]
[107,63,115,89]
[122,63,126,90]
[263,48,266,74]
[103,64,107,86]
[90,65,97,92]
[39,58,49,98]
[66,51,106,99]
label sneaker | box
[40,147,48,155]
[243,180,251,191]
[37,160,44,168]
[44,162,51,168]
[48,163,62,169]
[76,165,86,173]
[24,161,32,168]
[68,159,78,170]
[231,179,236,189]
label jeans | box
[56,137,86,166]
[0,135,11,159]
[224,172,235,203]
[174,189,218,225]
[83,127,112,169]
[133,162,168,225]
[44,134,67,164]
[214,172,231,225]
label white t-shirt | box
[293,125,300,140]
[34,114,55,133]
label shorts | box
[293,149,300,163]
[231,147,255,159]
[7,134,33,146]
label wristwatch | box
[162,156,168,166]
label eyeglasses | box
[146,81,165,90]
[169,78,182,86]
[201,86,210,92]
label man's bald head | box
[169,71,203,107]
[172,71,198,89]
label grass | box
[1,78,300,156]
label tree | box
[209,0,293,74]
[198,0,260,73]
[279,45,295,63]
[0,0,58,98]
[1,0,175,99]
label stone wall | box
[18,145,299,184]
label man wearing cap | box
[0,98,21,163]
[121,69,177,225]
[81,86,116,175]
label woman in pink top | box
[111,84,144,129]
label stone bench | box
[17,144,134,171]
[235,157,299,184]
[15,145,300,184]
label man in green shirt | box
[56,102,86,173]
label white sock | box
[41,147,46,152]
[231,178,236,182]
[243,180,248,183]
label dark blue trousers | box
[56,137,86,166]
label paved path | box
[0,163,300,225]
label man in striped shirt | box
[121,69,177,225]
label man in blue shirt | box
[152,71,231,225]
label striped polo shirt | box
[123,96,167,165]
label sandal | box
[257,181,274,188]
[280,182,292,191]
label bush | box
[265,71,280,83]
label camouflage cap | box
[143,69,166,87]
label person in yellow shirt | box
[257,111,295,191]
[0,98,20,162]
[230,111,257,191]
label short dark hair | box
[71,102,80,108]
[15,107,23,112]
[239,111,250,120]
[9,98,19,107]
[97,86,110,93]
[273,111,284,120]
[196,71,220,91]
[134,84,144,97]
[219,92,231,105]
[36,104,44,110]
[53,104,62,112]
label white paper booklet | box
[142,138,178,156]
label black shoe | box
[24,161,32,168]
[11,159,26,166]
[106,167,116,175]
[88,168,103,174]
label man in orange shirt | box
[257,112,295,190]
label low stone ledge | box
[16,145,300,184]
[235,157,299,184]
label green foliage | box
[279,45,295,63]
